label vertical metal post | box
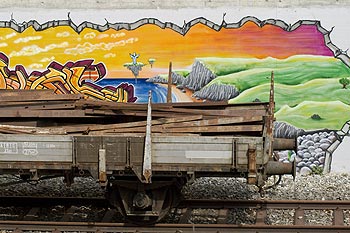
[98,149,107,187]
[143,90,152,183]
[268,71,275,158]
[167,62,172,103]
[247,144,257,184]
[264,71,275,159]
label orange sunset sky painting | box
[0,20,332,78]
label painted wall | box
[0,1,349,173]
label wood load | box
[0,89,271,136]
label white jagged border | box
[323,121,350,173]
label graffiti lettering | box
[0,53,137,102]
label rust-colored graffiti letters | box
[0,53,136,102]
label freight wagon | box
[0,87,296,224]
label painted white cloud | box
[0,32,17,41]
[28,63,44,69]
[111,33,126,38]
[14,36,42,44]
[40,56,55,62]
[104,53,116,58]
[64,38,138,55]
[96,33,125,40]
[84,32,96,40]
[56,31,70,37]
[97,34,109,39]
[9,42,69,57]
[5,32,17,40]
[0,42,7,47]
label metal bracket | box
[247,144,257,185]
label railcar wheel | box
[106,179,181,225]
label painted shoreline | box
[159,83,198,102]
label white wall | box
[2,0,350,9]
[331,136,350,173]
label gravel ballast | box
[0,173,350,225]
[182,173,350,225]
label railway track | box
[0,196,350,232]
[0,221,349,233]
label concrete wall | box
[0,0,349,174]
[3,0,350,9]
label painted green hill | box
[275,101,350,130]
[197,55,350,130]
[201,55,350,91]
[229,78,350,111]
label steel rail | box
[0,196,108,207]
[181,199,350,209]
[0,197,350,231]
[0,221,349,233]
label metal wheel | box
[106,180,181,225]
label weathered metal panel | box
[152,136,234,164]
[236,137,264,166]
[128,136,145,164]
[74,135,144,173]
[103,137,128,165]
[74,136,101,163]
[237,143,249,165]
[0,135,72,162]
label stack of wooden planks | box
[0,89,270,136]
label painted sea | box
[96,78,177,103]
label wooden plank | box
[58,115,203,133]
[75,99,150,111]
[161,115,263,128]
[98,124,262,134]
[1,92,83,102]
[224,103,268,111]
[84,109,120,116]
[0,127,32,134]
[76,99,229,110]
[165,101,229,108]
[155,107,267,117]
[161,125,263,133]
[0,125,66,135]
[118,110,190,118]
[0,121,38,127]
[170,101,267,109]
[0,101,76,110]
[84,108,187,118]
[0,109,87,118]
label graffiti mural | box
[0,53,136,102]
[0,14,349,173]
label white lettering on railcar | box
[22,142,38,156]
[0,142,18,154]
[46,144,56,149]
